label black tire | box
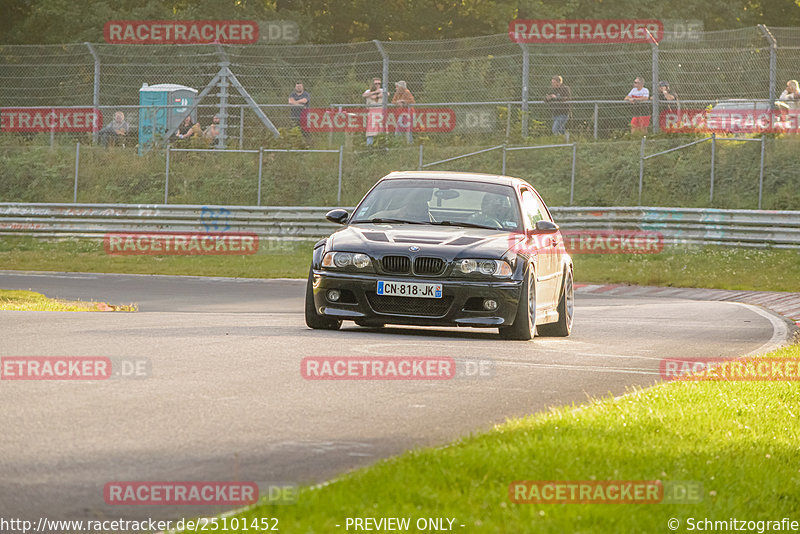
[304,268,341,330]
[538,268,574,337]
[499,265,536,341]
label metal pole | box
[337,145,344,204]
[418,144,423,170]
[218,65,229,149]
[73,142,80,203]
[505,102,512,141]
[501,143,507,175]
[50,107,55,150]
[650,36,659,134]
[239,105,244,149]
[570,143,577,206]
[758,136,765,209]
[638,136,645,205]
[593,103,599,140]
[758,25,777,103]
[257,147,263,206]
[85,43,100,145]
[164,145,170,204]
[709,133,716,204]
[373,40,389,133]
[519,43,530,138]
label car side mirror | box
[531,220,559,234]
[325,209,349,225]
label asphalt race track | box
[0,271,790,523]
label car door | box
[519,188,560,309]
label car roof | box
[381,171,527,187]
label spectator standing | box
[288,82,310,140]
[624,77,651,134]
[98,111,129,147]
[657,81,680,114]
[203,114,220,143]
[391,81,415,142]
[362,78,386,146]
[544,75,571,136]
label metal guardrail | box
[1,203,799,249]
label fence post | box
[505,102,512,141]
[239,105,244,149]
[709,132,716,204]
[257,147,264,206]
[593,103,599,140]
[164,145,170,204]
[758,136,765,209]
[73,142,80,203]
[649,32,660,134]
[337,145,344,204]
[418,144,423,170]
[501,143,507,175]
[518,43,530,138]
[758,25,777,103]
[638,136,646,205]
[50,107,56,150]
[373,40,389,129]
[85,43,100,145]
[570,143,577,206]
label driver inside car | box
[470,193,515,229]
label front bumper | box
[311,270,523,327]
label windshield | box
[350,178,522,231]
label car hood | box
[327,223,524,260]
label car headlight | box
[322,252,372,270]
[456,259,512,277]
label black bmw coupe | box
[305,171,573,340]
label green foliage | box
[3,0,799,44]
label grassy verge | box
[1,237,798,293]
[0,237,313,279]
[2,135,800,209]
[234,343,800,533]
[0,289,136,311]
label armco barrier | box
[0,203,799,249]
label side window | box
[520,189,546,227]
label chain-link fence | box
[1,26,797,146]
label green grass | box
[1,237,798,293]
[575,247,800,292]
[231,343,800,533]
[0,237,313,279]
[2,134,800,209]
[0,288,135,311]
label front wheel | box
[304,268,341,330]
[538,268,574,337]
[499,266,536,341]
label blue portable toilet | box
[138,83,198,154]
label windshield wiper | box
[429,220,499,230]
[359,218,428,225]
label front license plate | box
[377,281,442,298]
